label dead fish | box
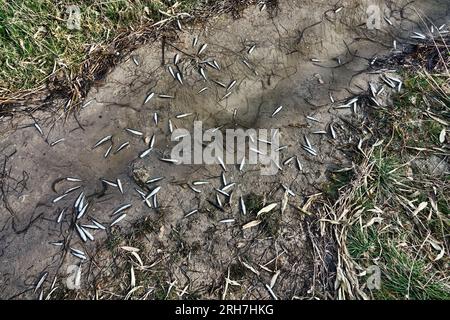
[189,185,201,193]
[304,135,312,149]
[283,156,294,166]
[93,135,112,148]
[117,179,124,194]
[144,186,161,201]
[192,36,198,47]
[57,208,66,223]
[199,67,207,81]
[75,224,87,242]
[222,183,235,192]
[176,19,182,31]
[198,43,208,55]
[176,72,183,85]
[384,17,393,26]
[76,202,89,220]
[168,66,176,79]
[193,181,209,186]
[111,214,127,227]
[306,115,320,122]
[50,241,64,247]
[153,113,158,125]
[126,128,143,136]
[153,193,158,208]
[81,224,99,230]
[221,172,227,186]
[215,188,230,198]
[34,123,44,136]
[213,80,226,88]
[248,44,256,55]
[101,179,118,188]
[312,130,327,135]
[104,144,113,158]
[220,92,232,101]
[184,209,198,218]
[139,147,153,159]
[34,272,48,293]
[160,158,179,164]
[329,123,337,139]
[296,157,303,171]
[174,53,180,65]
[250,147,264,155]
[302,145,317,156]
[216,194,223,208]
[146,177,164,184]
[81,99,94,109]
[198,87,208,94]
[227,80,237,91]
[50,138,65,146]
[132,55,139,66]
[144,92,155,104]
[239,157,245,171]
[329,93,335,103]
[217,156,226,171]
[72,251,87,260]
[159,94,175,99]
[219,219,235,224]
[282,184,296,196]
[311,58,321,63]
[92,219,106,230]
[271,106,283,118]
[176,113,193,119]
[168,119,174,133]
[335,6,343,13]
[115,142,130,154]
[276,145,288,152]
[265,284,278,300]
[240,196,246,215]
[213,60,221,70]
[173,134,188,141]
[81,226,94,241]
[74,192,84,208]
[112,204,132,216]
[52,193,69,203]
[242,59,252,69]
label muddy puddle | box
[0,0,448,299]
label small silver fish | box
[174,53,180,65]
[144,186,161,201]
[222,183,236,192]
[115,142,130,154]
[76,224,87,242]
[34,272,48,293]
[220,92,232,101]
[101,179,118,188]
[57,209,66,223]
[64,185,80,194]
[176,72,183,85]
[198,43,208,55]
[248,45,256,55]
[283,156,295,166]
[144,92,155,104]
[76,202,88,220]
[34,123,43,136]
[193,181,209,186]
[125,128,143,136]
[50,138,65,146]
[296,157,303,171]
[81,226,94,241]
[240,197,246,215]
[112,204,132,215]
[93,135,112,148]
[227,80,237,91]
[176,113,193,119]
[184,209,198,218]
[219,219,235,224]
[160,158,179,164]
[117,178,123,194]
[92,220,106,230]
[271,106,283,118]
[139,148,153,159]
[199,67,207,81]
[52,193,68,203]
[146,177,164,184]
[192,36,198,47]
[111,214,127,226]
[153,113,158,125]
[217,156,227,171]
[159,94,175,99]
[189,185,201,193]
[104,145,113,158]
[168,66,176,79]
[239,157,245,171]
[198,87,208,94]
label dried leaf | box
[256,203,278,217]
[242,220,262,230]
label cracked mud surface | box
[0,0,448,299]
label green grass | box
[328,69,450,300]
[0,0,199,95]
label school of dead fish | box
[29,4,449,299]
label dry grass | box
[314,31,450,300]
